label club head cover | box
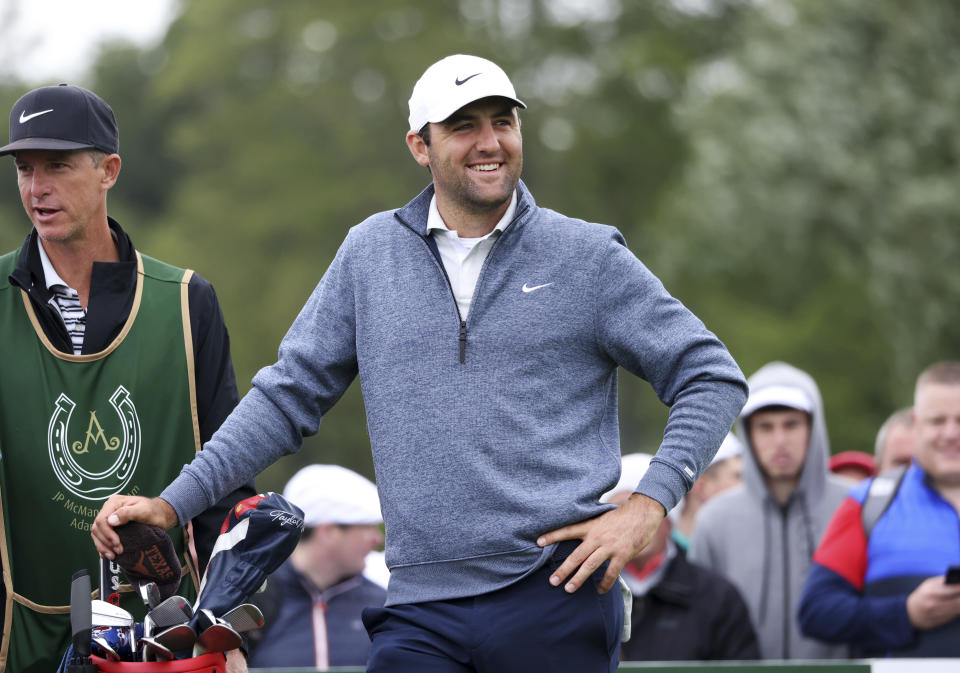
[192,493,303,627]
[114,522,182,600]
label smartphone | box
[945,566,960,584]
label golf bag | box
[60,492,303,668]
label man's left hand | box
[537,493,665,594]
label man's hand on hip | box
[536,492,665,594]
[91,495,178,559]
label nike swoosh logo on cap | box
[455,73,481,86]
[19,109,54,123]
[522,282,553,293]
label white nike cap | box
[283,464,382,526]
[711,432,743,466]
[408,54,526,132]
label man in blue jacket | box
[92,54,747,672]
[798,361,960,657]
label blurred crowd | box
[609,359,959,663]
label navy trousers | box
[363,543,623,673]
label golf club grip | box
[69,570,92,656]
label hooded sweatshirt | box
[689,362,849,659]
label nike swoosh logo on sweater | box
[522,283,553,293]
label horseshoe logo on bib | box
[48,386,141,501]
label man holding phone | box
[798,361,960,657]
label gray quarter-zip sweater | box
[161,181,747,606]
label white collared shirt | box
[426,193,516,320]
[37,238,86,354]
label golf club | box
[148,593,193,631]
[141,634,175,661]
[152,622,197,653]
[91,635,121,662]
[193,608,242,656]
[139,581,161,610]
[91,599,133,627]
[67,569,97,673]
[142,613,155,661]
[219,603,264,633]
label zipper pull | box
[459,320,467,364]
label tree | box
[0,0,35,252]
[651,0,960,451]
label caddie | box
[0,84,253,672]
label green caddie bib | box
[0,250,203,672]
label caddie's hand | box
[906,576,960,630]
[536,492,665,594]
[91,495,177,560]
[226,648,248,673]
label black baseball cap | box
[0,84,119,156]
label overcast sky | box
[1,0,178,84]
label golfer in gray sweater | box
[93,54,747,672]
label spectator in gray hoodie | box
[690,361,849,659]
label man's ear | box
[406,130,431,168]
[101,153,122,189]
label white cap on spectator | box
[283,464,382,527]
[601,452,653,503]
[740,384,813,419]
[364,550,390,589]
[711,432,743,465]
[408,54,526,132]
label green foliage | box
[0,83,31,253]
[651,0,960,452]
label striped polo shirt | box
[37,238,86,355]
